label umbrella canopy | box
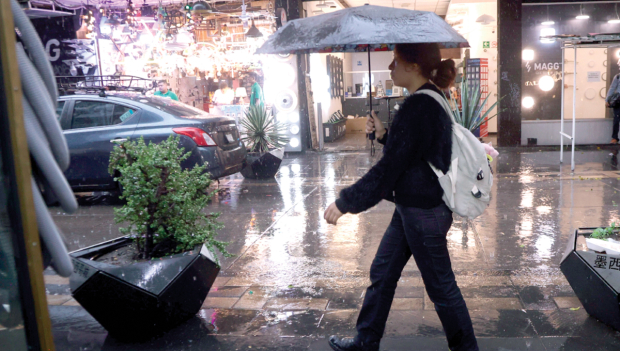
[255,5,469,55]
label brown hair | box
[394,43,456,89]
[219,80,228,90]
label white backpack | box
[414,90,493,219]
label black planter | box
[560,228,620,331]
[240,148,284,179]
[69,237,219,340]
[323,119,347,142]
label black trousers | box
[355,204,478,351]
[613,107,620,141]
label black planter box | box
[560,228,620,331]
[323,120,346,142]
[69,237,220,340]
[241,148,284,179]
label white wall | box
[310,53,344,125]
[447,1,499,132]
[347,51,393,95]
[563,48,607,120]
[303,1,346,129]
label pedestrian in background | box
[212,80,235,106]
[324,43,478,351]
[154,81,179,101]
[248,72,264,108]
[606,73,620,144]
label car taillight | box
[172,127,217,147]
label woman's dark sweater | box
[335,83,452,214]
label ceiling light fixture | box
[245,19,263,38]
[316,1,328,8]
[475,14,495,25]
[610,4,620,23]
[576,4,589,20]
[541,6,554,25]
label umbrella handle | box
[367,109,376,141]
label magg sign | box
[525,61,561,72]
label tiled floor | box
[18,145,620,349]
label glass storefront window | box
[0,140,28,349]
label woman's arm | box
[335,97,437,214]
[377,129,389,145]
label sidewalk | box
[40,146,620,350]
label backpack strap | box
[414,89,459,186]
[414,89,456,124]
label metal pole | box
[572,46,577,171]
[367,46,375,156]
[368,46,372,112]
[95,36,104,88]
[560,46,565,163]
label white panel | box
[522,119,613,145]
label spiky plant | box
[446,78,504,133]
[240,105,290,153]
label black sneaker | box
[328,336,380,351]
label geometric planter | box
[560,228,620,331]
[69,236,219,341]
[240,148,284,179]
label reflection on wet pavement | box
[40,147,620,349]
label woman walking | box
[323,43,478,351]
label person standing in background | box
[212,80,235,106]
[154,81,179,101]
[248,72,264,108]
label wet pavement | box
[31,146,620,349]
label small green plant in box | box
[592,223,618,240]
[108,135,231,263]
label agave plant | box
[240,105,290,154]
[446,78,504,133]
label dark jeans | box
[613,107,620,140]
[356,203,478,351]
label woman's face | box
[389,50,416,88]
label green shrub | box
[108,135,231,264]
[591,222,617,240]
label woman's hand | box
[366,111,386,139]
[324,202,343,225]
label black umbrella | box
[255,5,469,154]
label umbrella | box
[255,5,469,155]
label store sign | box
[483,41,490,48]
[45,39,61,62]
[588,71,601,82]
[525,61,561,72]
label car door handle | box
[110,138,127,143]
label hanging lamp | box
[245,19,263,38]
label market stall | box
[56,0,281,122]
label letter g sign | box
[46,39,60,61]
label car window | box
[71,101,131,129]
[56,101,65,120]
[146,96,210,118]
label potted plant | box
[561,226,620,331]
[446,78,503,137]
[68,135,231,341]
[240,105,290,179]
